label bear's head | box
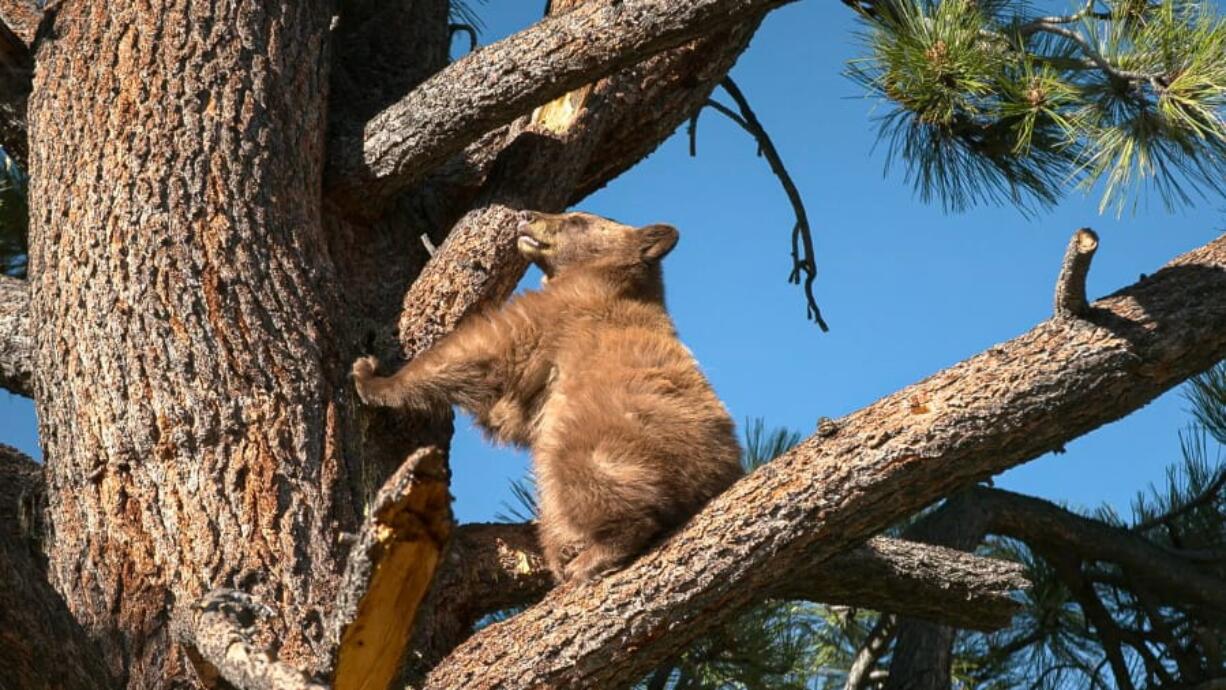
[515,210,678,280]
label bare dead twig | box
[696,77,829,331]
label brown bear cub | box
[352,210,743,582]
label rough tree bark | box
[27,3,351,686]
[404,522,1028,676]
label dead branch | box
[0,444,117,689]
[328,447,451,690]
[0,274,31,396]
[1055,227,1099,319]
[703,78,829,331]
[180,590,327,690]
[0,0,39,167]
[325,0,797,212]
[423,235,1226,689]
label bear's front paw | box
[351,356,380,403]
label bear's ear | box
[638,224,678,262]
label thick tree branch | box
[327,447,452,690]
[179,590,327,690]
[0,444,116,689]
[0,1,38,167]
[403,522,1025,684]
[777,536,1026,630]
[325,0,796,211]
[395,14,757,360]
[0,274,31,396]
[424,235,1226,689]
[420,523,1024,654]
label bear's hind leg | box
[563,515,663,582]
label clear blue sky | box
[2,1,1221,526]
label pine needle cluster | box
[848,0,1226,214]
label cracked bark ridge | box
[0,0,39,167]
[423,236,1226,689]
[180,590,327,690]
[328,447,452,690]
[27,3,356,686]
[1,444,117,690]
[0,274,31,396]
[1055,227,1099,319]
[415,520,1025,675]
[326,0,794,211]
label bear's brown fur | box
[352,210,743,582]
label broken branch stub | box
[1055,227,1099,319]
[329,447,452,690]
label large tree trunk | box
[26,3,359,686]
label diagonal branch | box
[0,274,31,396]
[423,234,1226,689]
[325,0,798,212]
[971,486,1226,616]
